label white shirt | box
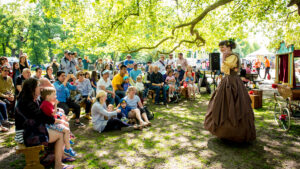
[155,60,167,74]
[96,78,112,94]
[167,58,176,69]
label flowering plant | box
[272,84,278,89]
[279,114,287,121]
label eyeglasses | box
[3,70,10,72]
[79,74,84,76]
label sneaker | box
[85,114,92,120]
[2,120,14,126]
[121,126,134,132]
[74,122,85,127]
[64,148,77,157]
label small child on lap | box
[40,87,77,157]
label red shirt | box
[40,100,54,117]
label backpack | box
[142,106,154,120]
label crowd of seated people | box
[0,51,201,169]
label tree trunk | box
[11,49,16,57]
[48,40,53,61]
[2,43,6,56]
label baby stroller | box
[196,70,211,94]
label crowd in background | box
[0,51,200,169]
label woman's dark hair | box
[18,78,39,101]
[35,67,42,72]
[46,66,52,73]
[165,65,171,70]
[219,39,236,50]
[12,62,19,77]
[91,70,98,81]
[85,71,90,79]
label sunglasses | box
[3,70,10,72]
[79,74,84,76]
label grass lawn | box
[0,94,299,169]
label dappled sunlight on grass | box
[0,93,299,168]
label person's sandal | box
[133,124,143,130]
[62,157,76,163]
[62,164,75,169]
[0,126,9,132]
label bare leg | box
[48,129,64,169]
[134,109,146,125]
[141,113,150,123]
[62,128,71,150]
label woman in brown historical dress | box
[204,39,256,143]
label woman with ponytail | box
[204,39,256,143]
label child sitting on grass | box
[40,87,77,157]
[118,99,140,129]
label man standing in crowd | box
[167,53,176,69]
[16,68,31,96]
[51,59,59,76]
[130,63,142,82]
[60,50,77,75]
[33,67,42,80]
[264,56,271,79]
[124,55,134,73]
[112,65,127,99]
[150,66,167,105]
[0,66,15,117]
[255,59,261,78]
[95,58,105,74]
[176,53,188,71]
[155,54,167,75]
[54,71,84,127]
[82,56,90,71]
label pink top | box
[246,68,251,74]
[165,76,175,84]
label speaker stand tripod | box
[211,71,218,92]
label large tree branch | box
[157,38,205,56]
[172,0,233,35]
[126,36,174,53]
[288,0,300,15]
[126,0,233,54]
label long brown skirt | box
[204,75,256,142]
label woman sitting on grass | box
[123,86,151,127]
[91,91,135,133]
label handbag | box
[16,102,49,147]
[142,106,154,120]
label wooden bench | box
[16,144,45,169]
[148,90,170,103]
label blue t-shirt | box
[129,69,142,81]
[118,106,132,118]
[122,82,131,91]
[124,95,141,109]
[83,59,89,70]
[124,60,134,73]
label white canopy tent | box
[246,47,274,59]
